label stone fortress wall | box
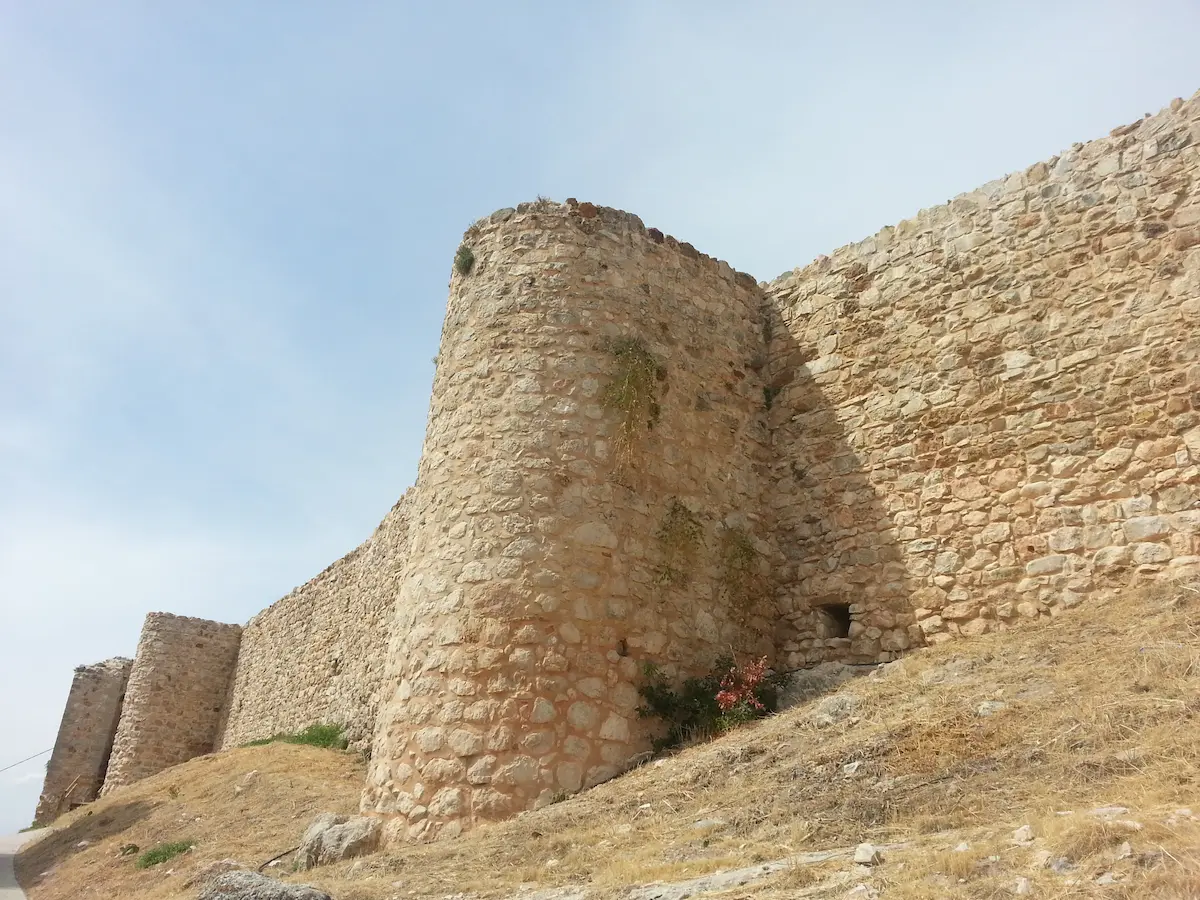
[35,657,131,823]
[100,614,242,794]
[218,495,411,751]
[765,92,1200,668]
[38,88,1200,838]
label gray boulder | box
[809,693,859,727]
[294,813,381,871]
[776,663,871,711]
[197,871,331,900]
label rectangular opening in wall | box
[816,603,852,639]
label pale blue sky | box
[2,1,1198,833]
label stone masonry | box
[362,200,777,842]
[34,657,131,823]
[218,495,411,751]
[101,613,242,793]
[39,88,1200,841]
[765,90,1200,666]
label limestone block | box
[294,813,382,871]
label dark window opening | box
[817,603,852,639]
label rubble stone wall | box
[217,496,411,750]
[363,200,777,841]
[765,92,1200,668]
[35,657,131,823]
[101,613,241,793]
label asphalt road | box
[0,830,44,900]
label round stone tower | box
[362,200,776,841]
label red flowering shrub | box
[716,656,769,713]
[638,655,781,752]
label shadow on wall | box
[14,800,158,891]
[763,299,922,667]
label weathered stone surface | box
[363,201,778,840]
[294,813,382,870]
[853,842,883,865]
[764,90,1200,664]
[102,614,242,794]
[218,497,410,751]
[776,663,871,710]
[36,657,131,822]
[810,694,859,727]
[196,870,332,900]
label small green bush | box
[454,244,475,275]
[242,723,348,750]
[637,657,783,753]
[19,823,42,833]
[135,841,194,869]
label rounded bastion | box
[362,200,779,841]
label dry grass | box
[18,581,1200,899]
[16,743,364,900]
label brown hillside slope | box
[20,582,1200,899]
[16,743,364,900]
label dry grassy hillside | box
[19,583,1200,899]
[16,743,364,900]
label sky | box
[2,0,1199,834]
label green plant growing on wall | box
[655,499,704,586]
[718,524,766,614]
[454,243,475,276]
[763,385,781,409]
[601,337,665,472]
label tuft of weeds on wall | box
[242,723,348,751]
[601,337,665,473]
[718,525,767,614]
[637,657,782,753]
[135,841,194,869]
[655,499,704,587]
[453,243,475,276]
[762,385,781,409]
[761,314,774,345]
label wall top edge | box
[72,657,133,675]
[142,611,242,631]
[461,197,763,293]
[767,87,1200,292]
[242,489,412,630]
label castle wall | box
[34,657,131,823]
[765,92,1200,667]
[101,613,241,793]
[217,496,410,750]
[362,200,776,840]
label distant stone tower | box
[35,657,131,823]
[101,613,241,793]
[361,200,778,841]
